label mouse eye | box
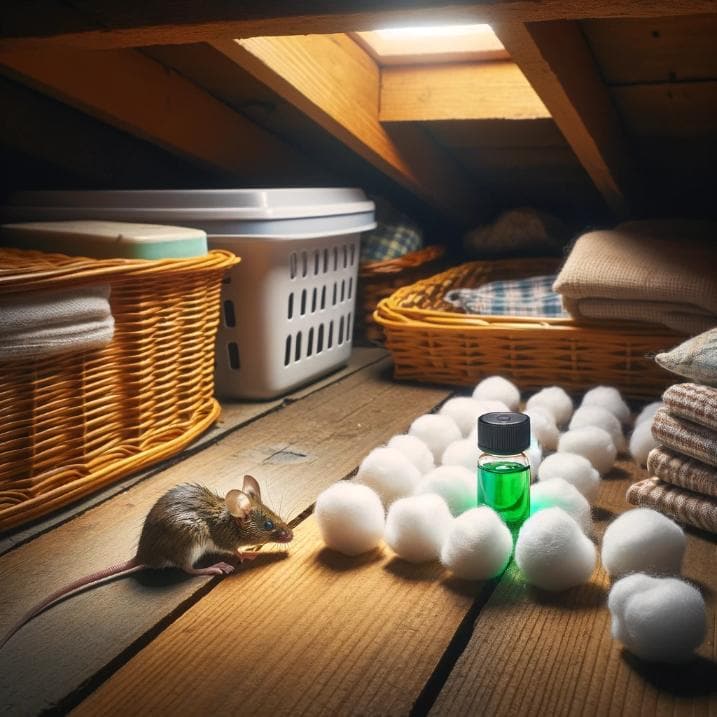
[263,519,274,531]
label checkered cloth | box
[444,274,569,317]
[360,220,422,263]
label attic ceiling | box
[1,2,716,235]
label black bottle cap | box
[477,412,531,455]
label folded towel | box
[663,383,717,432]
[647,446,717,498]
[652,408,717,467]
[0,284,114,361]
[444,274,569,317]
[553,220,717,333]
[627,477,717,534]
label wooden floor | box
[0,347,715,716]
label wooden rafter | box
[1,1,716,52]
[493,20,635,216]
[380,61,550,122]
[0,46,327,183]
[211,34,483,223]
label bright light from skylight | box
[375,23,495,39]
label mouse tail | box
[0,557,145,650]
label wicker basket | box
[355,245,446,343]
[0,247,239,531]
[374,258,678,399]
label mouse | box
[0,474,292,649]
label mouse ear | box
[242,475,261,501]
[225,489,252,519]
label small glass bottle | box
[477,412,531,532]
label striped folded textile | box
[647,446,717,498]
[662,382,717,432]
[627,477,717,534]
[444,274,569,318]
[652,408,717,468]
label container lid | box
[4,188,374,222]
[0,220,208,259]
[478,412,531,455]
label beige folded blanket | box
[652,408,717,467]
[553,220,717,334]
[627,477,717,534]
[647,446,717,498]
[662,383,717,432]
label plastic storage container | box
[3,189,376,399]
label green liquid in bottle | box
[478,460,530,530]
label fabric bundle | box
[553,220,717,334]
[627,383,717,534]
[444,274,568,318]
[0,284,114,361]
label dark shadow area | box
[603,465,632,481]
[623,652,717,697]
[527,580,608,610]
[314,545,385,572]
[592,506,616,522]
[383,556,444,583]
[441,576,486,599]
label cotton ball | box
[472,376,520,411]
[387,434,435,475]
[582,386,631,425]
[441,438,479,471]
[525,407,559,451]
[527,436,543,479]
[635,401,663,426]
[530,478,593,535]
[439,397,486,437]
[515,507,596,591]
[474,399,511,414]
[537,452,600,502]
[525,386,574,427]
[355,447,422,506]
[629,419,659,467]
[415,465,476,516]
[409,414,462,463]
[601,508,685,578]
[440,506,513,580]
[608,574,706,662]
[569,405,626,452]
[384,493,453,563]
[558,426,617,475]
[315,482,385,556]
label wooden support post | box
[212,34,484,223]
[0,46,326,183]
[494,20,636,217]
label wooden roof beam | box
[0,46,328,184]
[211,34,484,223]
[380,61,550,122]
[493,20,636,217]
[2,2,716,52]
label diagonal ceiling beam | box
[493,20,636,217]
[1,1,716,52]
[0,46,330,184]
[211,34,485,223]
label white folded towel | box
[0,284,115,361]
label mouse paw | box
[237,551,260,563]
[185,562,235,576]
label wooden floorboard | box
[0,347,386,556]
[0,356,451,715]
[429,461,717,716]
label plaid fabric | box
[360,221,422,263]
[444,274,569,317]
[627,477,717,534]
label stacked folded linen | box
[627,383,717,533]
[0,284,114,361]
[553,220,717,334]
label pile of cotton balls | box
[314,375,706,663]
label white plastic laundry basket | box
[3,189,376,399]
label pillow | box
[656,328,717,386]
